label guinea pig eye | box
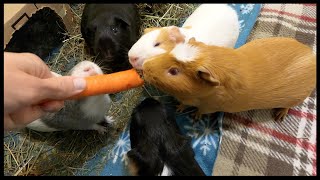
[168,68,179,76]
[154,42,160,47]
[111,26,119,34]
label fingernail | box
[73,78,86,91]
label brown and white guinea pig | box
[26,61,114,134]
[126,98,205,176]
[81,4,140,73]
[128,4,239,70]
[142,37,316,121]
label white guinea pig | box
[128,4,239,70]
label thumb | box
[39,76,87,100]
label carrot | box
[67,69,144,100]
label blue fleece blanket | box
[76,4,262,176]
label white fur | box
[128,30,166,69]
[128,4,239,69]
[80,94,111,120]
[26,119,59,132]
[170,43,198,62]
[182,4,239,47]
[159,164,172,176]
[69,60,104,76]
[104,115,115,124]
[73,61,111,121]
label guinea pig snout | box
[85,66,96,73]
[143,68,158,82]
[96,36,116,56]
[129,56,138,63]
[76,65,99,77]
[129,56,142,69]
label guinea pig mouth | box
[143,75,164,90]
[135,69,144,76]
[100,50,114,59]
[106,50,112,58]
[142,72,155,83]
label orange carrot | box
[68,69,144,100]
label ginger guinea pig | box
[128,4,239,70]
[142,37,316,121]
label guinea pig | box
[128,4,239,70]
[142,37,316,121]
[4,7,68,61]
[26,61,114,134]
[126,98,205,176]
[81,4,141,73]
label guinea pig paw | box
[104,115,115,124]
[176,104,187,113]
[273,108,289,122]
[91,124,108,135]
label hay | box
[4,3,198,176]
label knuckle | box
[22,52,41,61]
[41,77,71,99]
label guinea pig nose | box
[129,56,138,63]
[83,66,98,76]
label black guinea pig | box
[5,7,68,61]
[81,4,140,73]
[127,98,206,176]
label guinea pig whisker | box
[119,45,130,52]
[94,61,105,69]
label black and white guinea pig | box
[126,98,205,176]
[26,61,114,134]
[81,4,141,73]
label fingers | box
[39,100,64,112]
[4,114,18,131]
[6,52,53,79]
[4,101,64,131]
[39,76,87,101]
[5,105,46,131]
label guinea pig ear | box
[167,26,185,44]
[114,15,131,27]
[197,66,220,86]
[143,27,161,34]
[188,37,197,43]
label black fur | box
[127,98,206,176]
[81,4,140,73]
[5,7,68,61]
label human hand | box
[4,52,87,131]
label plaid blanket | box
[213,4,317,176]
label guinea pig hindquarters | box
[126,98,205,176]
[182,4,239,48]
[81,4,140,73]
[26,61,114,134]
